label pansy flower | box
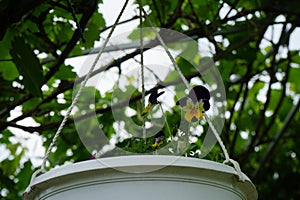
[142,88,165,116]
[177,85,210,122]
[182,98,205,122]
[152,137,163,148]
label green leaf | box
[188,0,218,20]
[0,29,13,59]
[0,31,19,80]
[10,36,44,97]
[55,65,76,80]
[164,70,180,83]
[16,161,33,191]
[252,81,265,96]
[268,90,293,120]
[291,52,300,64]
[289,67,300,93]
[268,89,281,111]
[82,12,105,49]
[128,28,156,41]
[278,96,293,120]
[219,60,234,82]
[238,110,258,131]
[236,0,261,10]
[0,145,24,176]
[22,97,41,112]
[176,57,198,76]
[53,21,73,42]
[0,130,13,143]
[0,62,19,80]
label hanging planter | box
[23,1,258,199]
[23,155,257,200]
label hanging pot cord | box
[99,36,162,84]
[138,0,147,141]
[141,6,245,182]
[26,2,244,195]
[140,7,190,91]
[204,113,245,181]
[25,0,130,193]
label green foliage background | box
[0,0,300,199]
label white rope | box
[25,2,129,197]
[39,0,129,172]
[204,113,245,181]
[141,5,244,181]
[138,0,147,141]
[138,1,145,108]
[99,35,162,83]
[140,7,190,90]
[140,6,245,181]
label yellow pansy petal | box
[184,112,194,122]
[196,111,204,120]
[182,98,205,122]
[197,102,205,112]
[152,141,163,148]
[182,99,194,111]
[184,110,198,122]
[152,143,158,148]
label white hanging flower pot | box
[23,155,257,200]
[22,3,257,199]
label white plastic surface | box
[23,155,258,200]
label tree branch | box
[239,22,290,162]
[229,82,249,156]
[0,1,97,120]
[252,97,300,179]
[6,69,203,134]
[44,1,98,82]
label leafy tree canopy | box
[0,0,300,199]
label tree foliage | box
[0,0,300,199]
